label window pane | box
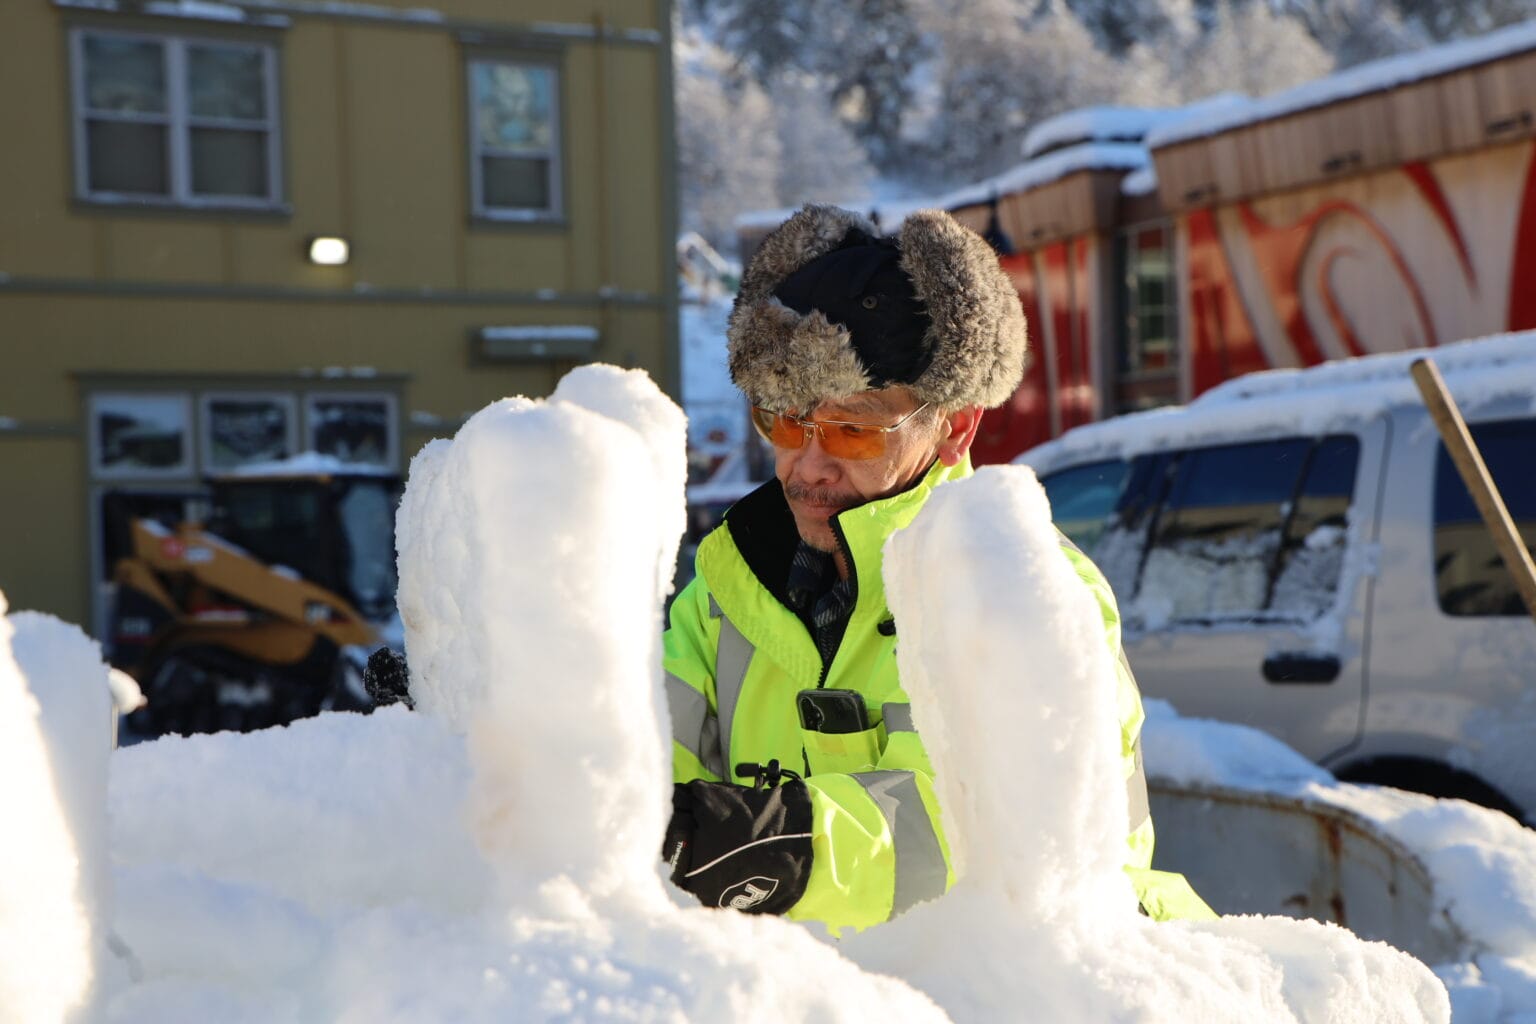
[84,35,166,113]
[1095,453,1171,603]
[206,398,292,470]
[1271,435,1360,619]
[191,128,269,197]
[189,45,266,120]
[1122,224,1176,377]
[473,62,555,152]
[481,155,550,211]
[87,120,169,194]
[1434,417,1536,616]
[1141,439,1310,622]
[310,398,391,465]
[92,394,189,475]
[1041,460,1128,553]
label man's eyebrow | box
[827,395,886,416]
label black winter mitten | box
[363,647,414,709]
[661,778,813,915]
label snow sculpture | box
[848,465,1451,1023]
[0,593,112,1022]
[392,364,946,1021]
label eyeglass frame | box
[750,401,933,451]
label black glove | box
[363,647,414,709]
[662,771,813,915]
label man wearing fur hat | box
[661,204,1210,930]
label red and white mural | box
[971,139,1536,465]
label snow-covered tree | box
[674,33,780,252]
[770,71,877,208]
[684,0,932,168]
[1126,0,1335,104]
[1392,0,1536,41]
[909,0,1117,186]
[1067,0,1183,54]
[1276,0,1425,66]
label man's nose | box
[793,427,842,483]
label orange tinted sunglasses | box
[749,403,931,461]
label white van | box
[1020,336,1536,821]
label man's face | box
[773,387,950,554]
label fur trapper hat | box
[727,204,1027,412]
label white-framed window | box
[467,57,562,220]
[70,28,283,207]
[88,392,195,479]
[199,391,298,472]
[304,392,398,468]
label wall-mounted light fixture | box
[307,236,350,266]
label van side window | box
[1433,417,1536,617]
[1128,435,1359,626]
[1270,435,1361,619]
[1139,439,1311,623]
[1040,459,1129,551]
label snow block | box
[0,594,112,1022]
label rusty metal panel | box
[1148,781,1469,965]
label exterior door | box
[1112,417,1389,763]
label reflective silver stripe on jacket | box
[882,702,915,734]
[666,672,724,779]
[1120,648,1151,834]
[851,769,948,919]
[709,597,754,777]
[1127,734,1150,835]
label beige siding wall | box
[0,0,675,628]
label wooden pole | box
[1409,357,1536,626]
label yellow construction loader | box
[106,464,401,737]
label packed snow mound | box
[388,364,946,1021]
[844,466,1449,1023]
[1143,700,1536,1022]
[7,362,1476,1020]
[0,596,110,1023]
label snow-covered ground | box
[10,364,1536,1020]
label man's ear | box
[936,405,984,467]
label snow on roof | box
[1022,106,1183,159]
[936,142,1148,211]
[1120,164,1158,197]
[220,452,395,478]
[1147,20,1536,150]
[143,0,248,20]
[738,145,1150,234]
[1019,333,1536,473]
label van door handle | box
[1262,653,1341,684]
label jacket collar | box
[716,455,973,617]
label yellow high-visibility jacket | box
[664,456,1213,932]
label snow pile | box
[0,597,112,1022]
[7,361,1500,1020]
[844,465,1449,1023]
[1143,700,1536,1022]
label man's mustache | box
[784,483,859,508]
